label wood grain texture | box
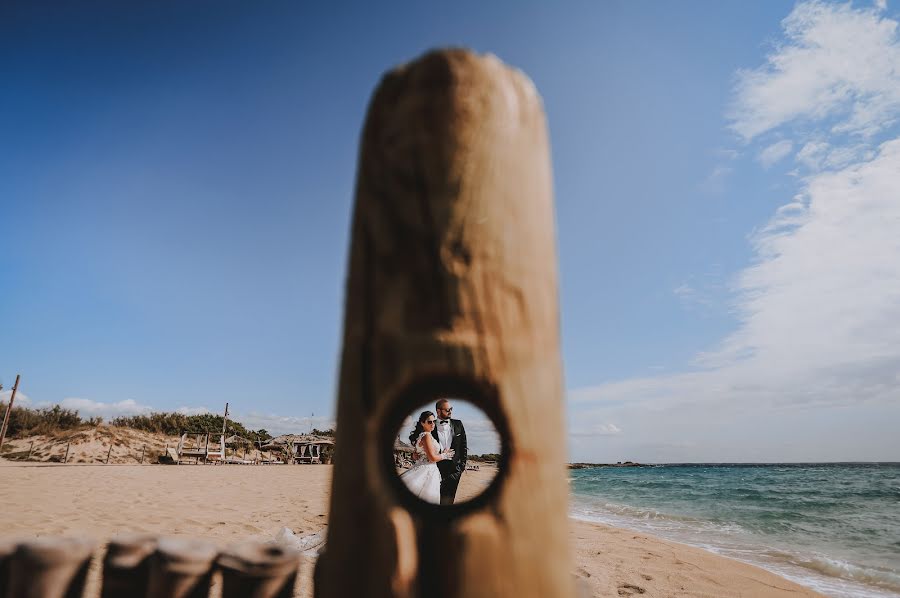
[315,48,572,598]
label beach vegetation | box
[0,403,83,437]
[0,402,285,445]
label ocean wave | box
[569,498,900,598]
[794,555,900,595]
[569,498,748,535]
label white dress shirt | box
[437,419,452,453]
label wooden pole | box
[0,539,16,598]
[7,537,95,597]
[315,49,571,598]
[218,542,300,598]
[140,445,145,464]
[63,442,70,464]
[28,440,34,460]
[0,374,21,453]
[146,537,216,598]
[106,444,113,465]
[101,534,157,598]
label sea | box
[569,463,900,598]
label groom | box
[432,398,467,505]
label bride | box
[400,411,454,504]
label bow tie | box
[439,420,450,425]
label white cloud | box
[758,139,794,167]
[699,165,733,194]
[234,412,335,436]
[730,0,900,141]
[0,390,31,407]
[715,148,741,160]
[570,0,900,463]
[54,398,153,418]
[570,422,622,437]
[175,406,210,416]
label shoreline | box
[1,462,828,597]
[569,517,825,597]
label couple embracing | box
[401,399,468,505]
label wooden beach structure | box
[261,435,335,464]
[172,431,227,464]
[0,48,571,597]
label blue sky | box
[2,1,899,461]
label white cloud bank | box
[730,0,900,140]
[758,140,794,167]
[570,0,900,463]
[56,398,153,418]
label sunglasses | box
[425,419,436,424]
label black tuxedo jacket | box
[431,419,467,481]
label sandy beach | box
[0,462,825,597]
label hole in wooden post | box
[380,376,509,517]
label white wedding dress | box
[400,432,443,504]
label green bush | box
[110,412,273,443]
[0,403,83,438]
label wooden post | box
[140,445,146,464]
[28,440,34,460]
[146,537,216,598]
[106,444,113,464]
[7,537,95,598]
[0,539,17,598]
[315,49,571,598]
[218,543,300,598]
[101,534,157,598]
[63,442,70,464]
[0,374,21,453]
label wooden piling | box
[217,542,300,598]
[0,540,17,598]
[145,537,216,598]
[6,537,95,598]
[315,49,571,598]
[101,534,157,598]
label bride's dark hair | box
[408,410,435,445]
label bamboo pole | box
[0,374,21,452]
[315,49,571,598]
